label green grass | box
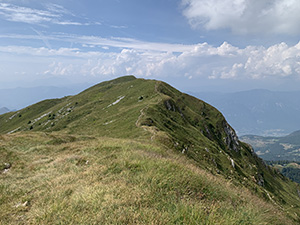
[0,76,300,224]
[0,132,291,224]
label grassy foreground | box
[0,132,291,224]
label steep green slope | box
[1,76,300,223]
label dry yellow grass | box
[0,132,295,224]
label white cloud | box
[0,33,195,53]
[0,36,300,81]
[55,21,86,26]
[242,42,300,78]
[45,3,74,16]
[110,25,128,29]
[182,0,300,35]
[0,3,89,26]
[0,3,55,24]
[47,62,74,76]
[0,45,102,58]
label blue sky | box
[1,0,300,92]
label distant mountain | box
[0,107,10,115]
[192,89,300,136]
[0,84,91,110]
[240,130,300,161]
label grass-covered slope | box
[0,76,152,138]
[1,76,300,224]
[0,132,292,224]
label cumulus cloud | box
[182,0,300,35]
[0,36,300,81]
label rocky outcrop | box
[164,99,176,112]
[223,121,240,152]
[257,173,265,187]
[2,162,11,174]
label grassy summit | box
[0,76,299,224]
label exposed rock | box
[107,96,125,108]
[2,163,11,174]
[164,100,176,112]
[230,158,235,168]
[2,169,10,174]
[15,201,29,208]
[4,162,11,169]
[257,173,265,187]
[177,107,185,118]
[211,158,217,167]
[204,125,213,140]
[223,121,240,152]
[182,145,188,154]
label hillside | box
[241,130,300,161]
[193,89,300,136]
[1,76,300,224]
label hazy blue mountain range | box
[241,130,300,161]
[192,89,300,136]
[0,107,10,115]
[0,84,91,110]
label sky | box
[1,0,300,92]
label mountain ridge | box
[1,76,299,224]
